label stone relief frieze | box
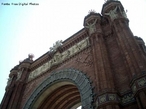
[109,94,116,101]
[28,37,89,81]
[97,92,135,106]
[131,76,146,94]
[121,93,135,105]
[99,95,106,103]
[97,93,118,106]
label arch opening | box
[34,81,82,109]
[23,69,94,109]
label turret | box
[84,11,102,36]
[102,0,128,23]
[0,54,33,109]
[84,10,117,109]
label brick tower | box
[1,0,146,109]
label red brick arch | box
[23,68,94,109]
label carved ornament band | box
[28,38,89,81]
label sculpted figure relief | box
[7,76,13,87]
[29,72,33,79]
[40,64,47,72]
[122,10,127,18]
[28,38,89,81]
[52,52,62,65]
[49,47,54,52]
[50,40,63,52]
[62,50,71,60]
[85,19,97,35]
[117,5,127,18]
[105,6,118,21]
[79,38,89,49]
[29,69,40,79]
[16,69,23,80]
[55,40,63,47]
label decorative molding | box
[96,92,136,107]
[137,78,146,87]
[131,76,146,95]
[120,93,135,105]
[132,84,137,93]
[109,94,117,101]
[23,68,94,109]
[97,93,119,106]
[28,37,89,81]
[99,95,107,103]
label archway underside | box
[38,84,81,109]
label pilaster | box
[84,11,117,108]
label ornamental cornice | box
[96,91,136,107]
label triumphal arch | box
[1,0,146,109]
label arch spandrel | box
[23,68,94,109]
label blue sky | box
[0,0,146,108]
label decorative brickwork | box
[1,1,146,109]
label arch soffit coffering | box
[23,68,94,109]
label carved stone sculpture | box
[28,38,89,81]
[85,19,97,35]
[16,70,22,80]
[118,6,127,18]
[7,77,13,87]
[122,10,127,18]
[104,6,118,21]
[50,40,63,52]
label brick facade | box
[1,1,146,109]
